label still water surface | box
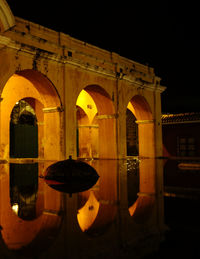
[0,158,199,258]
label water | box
[145,157,200,259]
[0,158,199,258]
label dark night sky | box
[6,0,200,113]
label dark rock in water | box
[44,158,99,193]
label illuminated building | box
[0,0,165,161]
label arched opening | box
[0,70,62,160]
[126,108,138,156]
[127,95,154,158]
[0,0,15,32]
[10,99,38,158]
[76,86,116,159]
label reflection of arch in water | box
[126,159,140,208]
[0,162,63,257]
[77,191,118,236]
[128,159,156,223]
[77,160,118,236]
[0,69,62,160]
[77,191,100,232]
[76,85,116,159]
[9,163,40,221]
[129,195,155,224]
[127,95,154,158]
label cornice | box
[0,34,166,92]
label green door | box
[10,123,38,158]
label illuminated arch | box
[0,0,15,32]
[76,90,97,123]
[76,105,91,157]
[0,69,62,160]
[127,95,155,157]
[76,85,116,159]
[129,95,153,120]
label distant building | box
[162,112,200,157]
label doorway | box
[10,99,38,158]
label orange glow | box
[77,191,100,232]
[76,90,98,158]
[76,86,117,159]
[128,95,155,158]
[129,196,155,223]
[128,200,137,216]
[129,95,152,121]
[11,203,19,215]
[76,90,97,123]
[127,102,136,117]
[0,70,62,160]
[77,160,118,234]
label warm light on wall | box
[128,202,137,216]
[0,70,62,160]
[11,203,19,215]
[76,90,97,123]
[127,102,136,117]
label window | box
[177,137,196,157]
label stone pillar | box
[136,120,155,158]
[96,114,117,159]
[154,91,164,158]
[43,106,62,160]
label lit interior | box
[76,90,97,123]
[76,86,117,159]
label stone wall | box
[0,5,166,160]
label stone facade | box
[0,2,166,257]
[0,0,166,160]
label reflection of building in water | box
[0,159,165,258]
[77,160,118,235]
[162,112,200,157]
[0,0,165,161]
[0,162,63,257]
[164,159,200,190]
[10,163,39,220]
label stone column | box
[96,114,117,159]
[43,106,63,160]
[136,120,155,158]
